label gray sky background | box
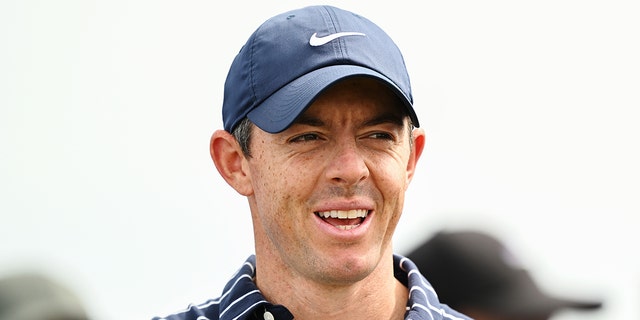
[1,1,638,319]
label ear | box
[406,128,426,182]
[210,130,254,196]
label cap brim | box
[483,271,603,316]
[494,294,603,317]
[247,64,418,133]
[549,296,603,310]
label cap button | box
[263,310,275,320]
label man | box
[155,5,470,320]
[406,230,603,320]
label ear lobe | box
[210,130,254,196]
[406,128,426,182]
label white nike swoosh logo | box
[309,32,366,46]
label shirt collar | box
[218,254,468,320]
[217,256,293,320]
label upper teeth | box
[317,209,368,219]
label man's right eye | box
[290,133,320,142]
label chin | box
[314,253,378,284]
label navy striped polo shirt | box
[153,254,471,320]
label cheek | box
[250,165,310,245]
[370,158,410,190]
[252,169,283,205]
[250,160,310,215]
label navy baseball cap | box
[222,5,419,133]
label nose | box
[324,139,370,186]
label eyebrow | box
[362,112,406,128]
[293,114,325,127]
[293,112,406,128]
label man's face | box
[244,77,424,285]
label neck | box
[254,247,408,320]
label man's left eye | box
[368,132,393,140]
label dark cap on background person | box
[0,272,89,320]
[222,5,419,134]
[406,230,602,319]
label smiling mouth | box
[315,209,369,230]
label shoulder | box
[151,256,262,320]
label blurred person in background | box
[406,230,602,320]
[0,272,89,320]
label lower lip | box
[314,211,373,239]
